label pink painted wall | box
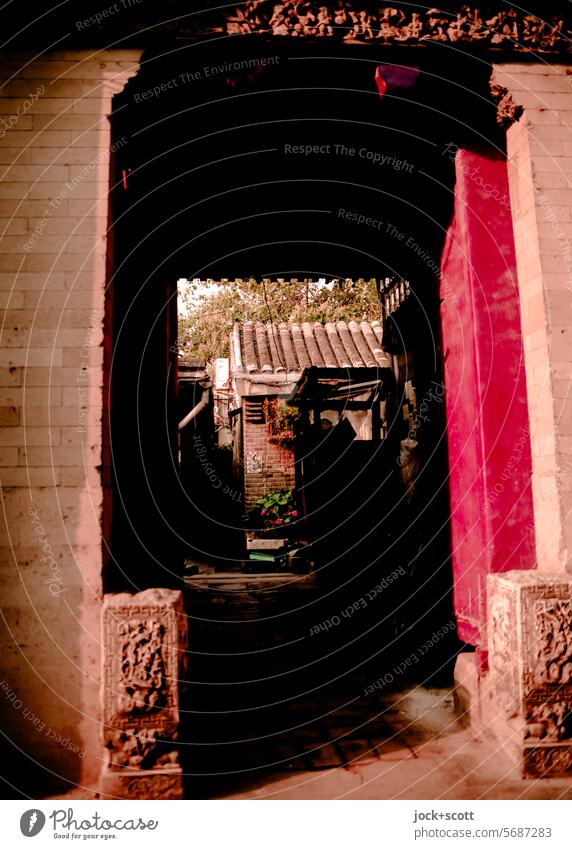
[440,149,535,648]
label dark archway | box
[104,38,500,590]
[102,40,503,789]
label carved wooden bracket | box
[490,81,524,128]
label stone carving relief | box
[488,574,572,778]
[118,619,167,714]
[524,746,572,779]
[103,589,182,731]
[102,589,186,793]
[488,592,519,716]
[105,728,179,770]
[489,595,511,676]
[525,699,572,742]
[224,4,571,52]
[533,599,572,686]
[123,774,183,800]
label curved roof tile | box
[234,319,390,373]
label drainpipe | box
[178,381,211,431]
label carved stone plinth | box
[100,588,187,799]
[488,571,572,778]
[100,765,183,800]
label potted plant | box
[243,488,299,541]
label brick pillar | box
[101,589,187,799]
[455,67,572,776]
[492,63,572,573]
[0,50,140,791]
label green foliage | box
[178,278,381,363]
[243,488,299,531]
[263,398,301,448]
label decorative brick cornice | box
[5,3,572,52]
[223,3,571,52]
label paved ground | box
[194,686,572,801]
[44,574,572,802]
[48,685,572,801]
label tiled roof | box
[232,320,390,374]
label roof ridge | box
[235,318,383,330]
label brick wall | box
[0,50,141,792]
[493,63,572,573]
[242,416,296,508]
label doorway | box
[103,39,502,791]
